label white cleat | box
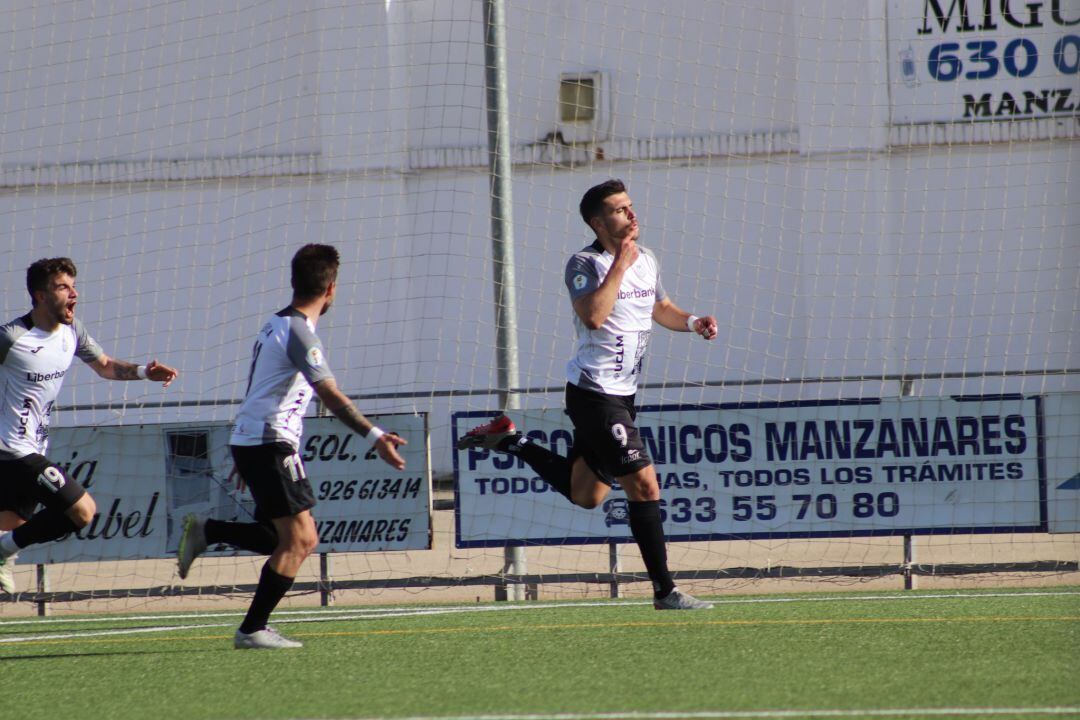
[176,514,207,580]
[654,587,713,610]
[0,549,16,595]
[234,627,303,649]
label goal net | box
[0,0,1077,613]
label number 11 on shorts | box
[283,453,307,483]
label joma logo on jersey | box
[26,369,66,382]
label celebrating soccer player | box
[177,243,407,649]
[0,257,178,593]
[459,179,717,610]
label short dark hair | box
[291,244,340,300]
[26,257,78,306]
[579,179,627,227]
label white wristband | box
[136,364,148,380]
[367,426,386,444]
[686,315,699,333]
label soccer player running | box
[460,179,717,610]
[177,243,407,650]
[0,257,178,593]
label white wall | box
[1,0,1076,471]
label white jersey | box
[564,241,667,396]
[0,314,104,459]
[230,307,335,449]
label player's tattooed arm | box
[89,356,140,380]
[89,356,179,386]
[110,360,142,380]
[314,378,407,470]
[332,401,378,438]
[313,378,376,437]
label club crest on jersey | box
[573,274,587,290]
[307,346,324,367]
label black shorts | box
[564,382,652,483]
[230,443,316,521]
[0,454,88,520]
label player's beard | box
[614,217,638,243]
[51,297,76,325]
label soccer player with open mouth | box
[0,257,178,593]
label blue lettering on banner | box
[72,493,159,541]
[882,461,1025,483]
[316,518,411,544]
[465,428,573,472]
[639,423,752,465]
[764,416,1027,461]
[453,397,1046,549]
[474,476,560,495]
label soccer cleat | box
[0,549,16,595]
[234,626,303,649]
[654,588,713,610]
[176,513,207,580]
[456,414,520,451]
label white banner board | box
[1045,392,1080,532]
[887,1,1080,124]
[20,425,169,563]
[20,413,430,563]
[452,395,1070,547]
[300,416,431,552]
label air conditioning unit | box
[557,71,611,144]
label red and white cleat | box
[456,414,520,451]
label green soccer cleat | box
[176,513,207,580]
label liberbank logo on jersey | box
[26,368,66,383]
[616,287,654,300]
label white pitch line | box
[340,708,1080,720]
[0,589,1075,636]
[0,599,644,629]
[0,621,235,644]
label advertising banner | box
[1045,392,1080,532]
[887,1,1080,124]
[453,395,1053,547]
[20,413,430,563]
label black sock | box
[205,519,278,555]
[502,436,574,503]
[11,509,80,549]
[628,500,675,599]
[239,562,295,635]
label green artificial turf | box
[1,587,1077,720]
